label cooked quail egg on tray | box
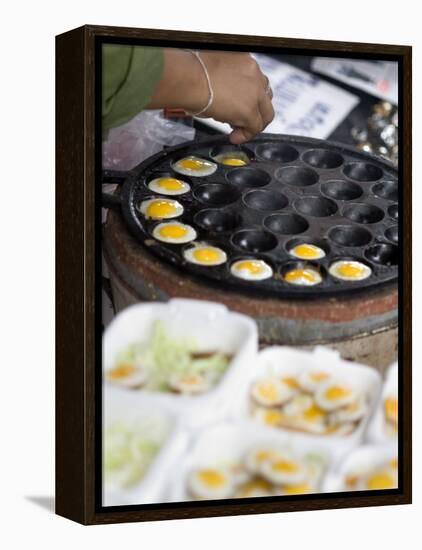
[138,197,184,220]
[148,176,191,196]
[172,156,217,177]
[152,221,197,244]
[184,243,227,266]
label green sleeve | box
[102,44,164,136]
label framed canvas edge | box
[55,24,412,526]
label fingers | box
[258,89,275,129]
[229,106,265,144]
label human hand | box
[147,49,274,144]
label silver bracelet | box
[187,50,214,116]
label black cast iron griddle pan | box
[102,134,399,299]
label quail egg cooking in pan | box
[113,135,399,298]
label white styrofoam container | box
[234,346,382,460]
[103,299,258,429]
[166,420,341,502]
[323,442,398,492]
[367,362,398,443]
[102,386,189,506]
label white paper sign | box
[198,54,359,139]
[311,58,398,104]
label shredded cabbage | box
[114,321,231,392]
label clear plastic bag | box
[102,110,196,171]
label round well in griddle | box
[264,213,309,235]
[365,243,398,266]
[328,225,372,247]
[343,203,385,224]
[231,229,278,253]
[343,161,383,182]
[388,204,399,220]
[193,183,240,206]
[194,209,241,232]
[320,180,363,201]
[372,181,398,202]
[255,142,299,163]
[302,148,344,169]
[243,189,288,211]
[275,165,319,187]
[294,196,338,218]
[226,167,271,189]
[385,226,398,244]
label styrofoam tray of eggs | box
[367,362,398,443]
[166,421,339,502]
[103,386,189,506]
[234,346,382,459]
[323,443,398,492]
[103,298,258,429]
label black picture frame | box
[56,25,412,525]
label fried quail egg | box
[330,395,368,424]
[293,403,328,434]
[253,407,289,428]
[148,176,190,196]
[261,454,308,486]
[384,395,398,425]
[281,376,301,391]
[106,363,147,389]
[283,394,314,417]
[244,447,280,474]
[230,259,273,281]
[298,370,331,393]
[329,260,371,281]
[251,377,295,407]
[277,482,314,495]
[227,462,250,485]
[315,380,357,411]
[184,244,227,266]
[173,156,217,177]
[214,153,250,167]
[168,372,211,394]
[283,267,322,286]
[139,198,183,220]
[187,467,234,499]
[365,469,397,490]
[289,243,326,260]
[152,221,197,244]
[235,478,273,498]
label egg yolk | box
[302,403,326,422]
[271,459,300,474]
[292,244,324,259]
[284,268,320,284]
[336,262,367,279]
[158,224,188,239]
[284,483,312,495]
[146,200,177,218]
[283,376,300,390]
[222,157,247,166]
[178,158,209,171]
[178,374,202,386]
[155,177,185,191]
[237,478,272,495]
[390,458,398,470]
[236,260,264,274]
[384,397,398,422]
[366,471,396,490]
[256,382,279,402]
[192,247,222,264]
[255,450,274,463]
[310,371,330,383]
[325,385,352,401]
[198,469,227,488]
[263,409,285,426]
[107,364,137,380]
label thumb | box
[229,127,248,145]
